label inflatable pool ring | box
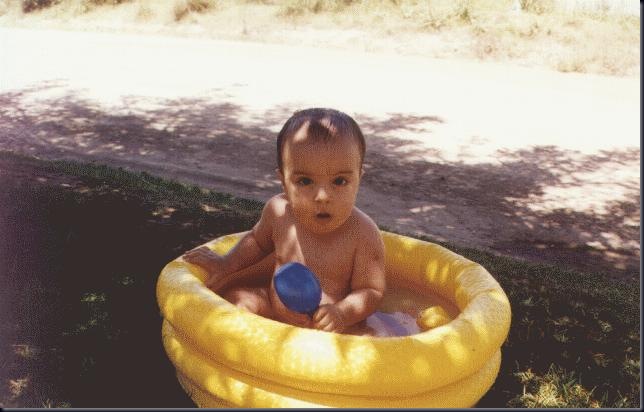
[156,230,512,408]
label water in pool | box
[358,284,460,337]
[220,274,460,337]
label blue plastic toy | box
[274,262,322,317]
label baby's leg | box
[223,287,273,319]
[345,319,377,336]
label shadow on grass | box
[0,152,639,407]
[0,82,639,280]
[0,155,260,407]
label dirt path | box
[0,27,639,279]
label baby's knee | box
[236,299,260,313]
[238,299,273,318]
[224,288,271,317]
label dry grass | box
[0,0,639,76]
[510,365,601,408]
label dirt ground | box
[0,25,640,281]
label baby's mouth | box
[316,212,331,219]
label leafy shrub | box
[173,0,218,21]
[86,0,131,5]
[278,0,357,16]
[520,0,555,15]
[22,0,59,12]
[21,0,130,13]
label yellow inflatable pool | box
[156,231,511,408]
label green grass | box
[0,151,639,407]
[47,155,264,214]
[425,235,640,407]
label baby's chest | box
[274,235,356,280]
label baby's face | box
[280,127,363,235]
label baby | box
[183,108,386,333]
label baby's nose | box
[314,185,330,202]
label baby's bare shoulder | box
[349,208,385,289]
[350,208,384,249]
[264,194,288,217]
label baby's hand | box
[312,304,346,333]
[182,246,224,287]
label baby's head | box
[276,108,366,234]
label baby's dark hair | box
[276,108,366,172]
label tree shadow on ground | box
[362,143,639,278]
[0,155,260,406]
[0,82,639,280]
[0,153,639,408]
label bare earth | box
[0,26,639,280]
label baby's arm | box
[313,224,386,332]
[183,196,277,289]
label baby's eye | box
[333,177,348,186]
[297,177,313,186]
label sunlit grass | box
[510,364,601,408]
